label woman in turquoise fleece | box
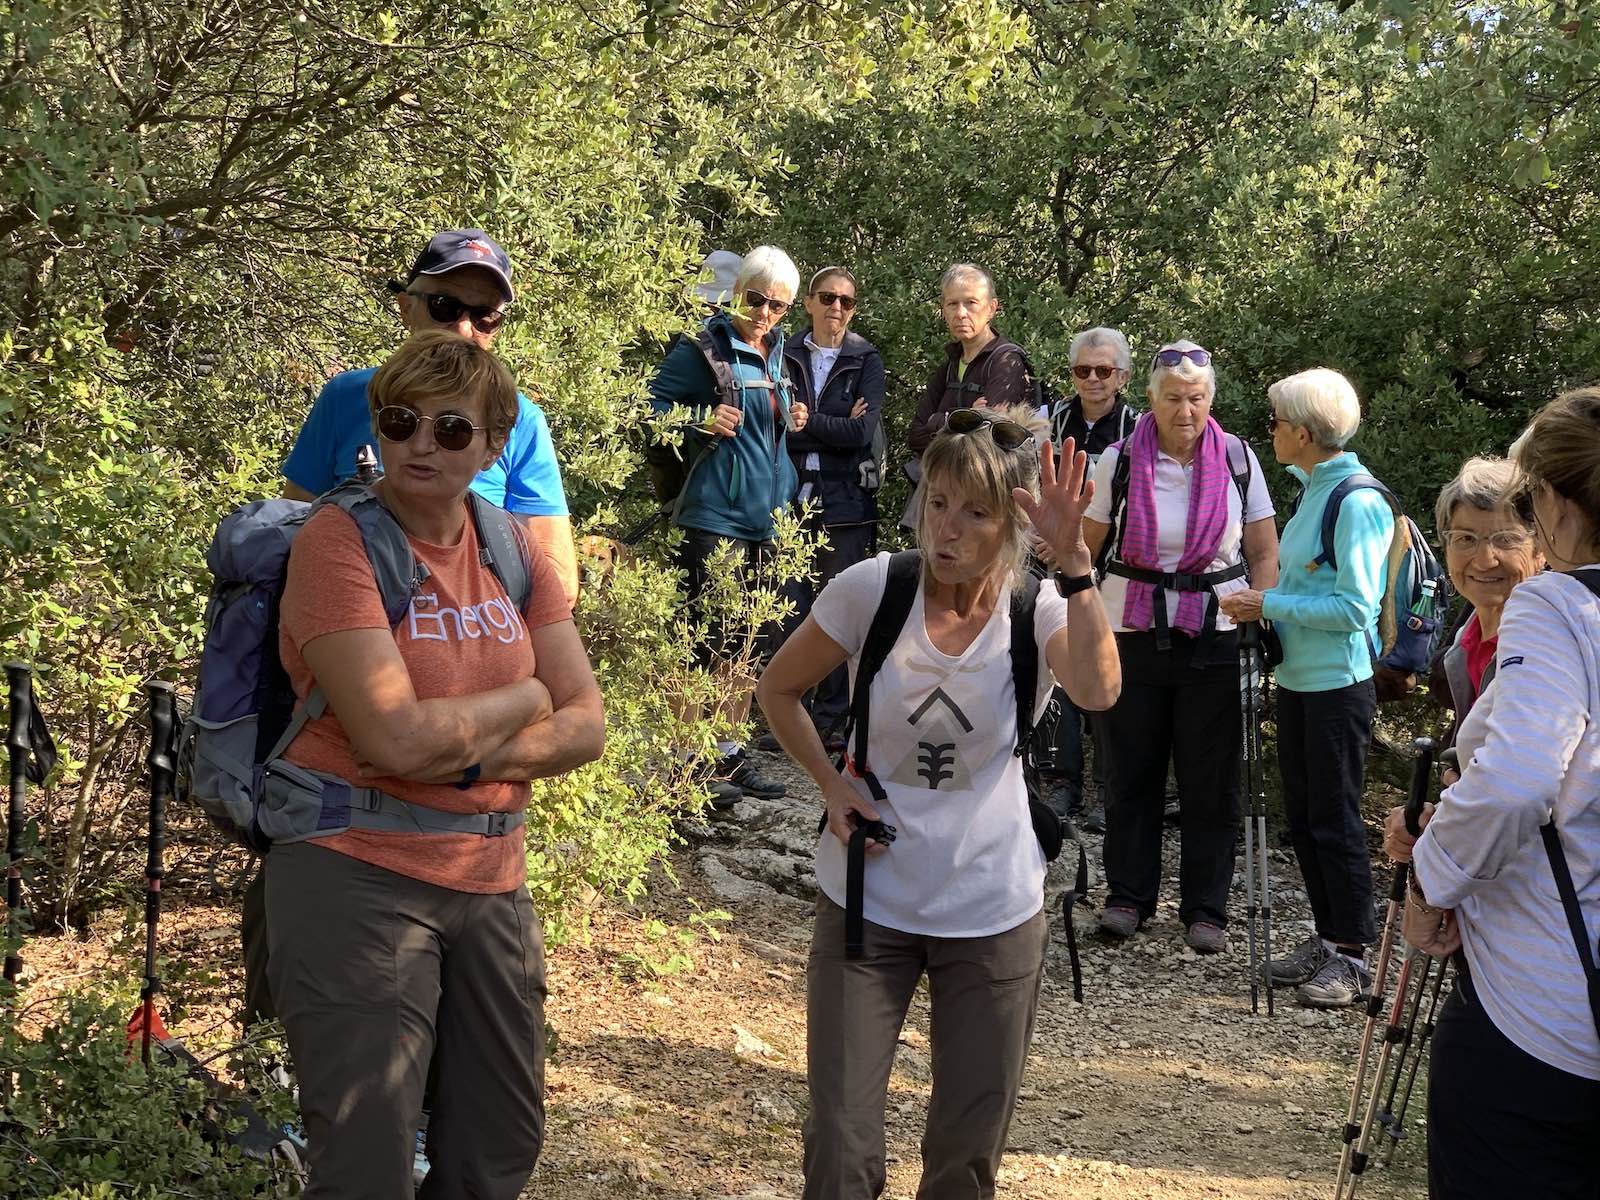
[1221,368,1395,1009]
[648,245,809,807]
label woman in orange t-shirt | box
[267,330,604,1200]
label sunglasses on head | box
[1072,364,1119,381]
[1153,346,1212,369]
[743,290,792,316]
[376,405,486,452]
[946,406,1035,452]
[812,289,857,312]
[410,291,507,335]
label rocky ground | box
[20,746,1430,1199]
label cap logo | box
[464,239,493,258]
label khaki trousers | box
[266,841,546,1200]
[803,894,1048,1200]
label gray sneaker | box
[1296,953,1373,1009]
[1097,905,1141,939]
[1266,935,1330,987]
[1183,921,1227,954]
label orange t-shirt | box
[278,504,572,893]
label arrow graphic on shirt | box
[908,688,973,733]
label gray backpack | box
[175,481,531,851]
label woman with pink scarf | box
[1083,341,1279,953]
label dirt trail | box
[19,747,1429,1199]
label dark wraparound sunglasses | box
[947,406,1035,451]
[1072,364,1119,380]
[376,405,486,452]
[1153,346,1212,369]
[743,289,792,316]
[813,290,857,311]
[410,291,507,335]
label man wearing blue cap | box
[281,228,576,605]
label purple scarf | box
[1117,413,1231,635]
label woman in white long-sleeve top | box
[1398,388,1600,1199]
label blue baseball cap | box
[403,229,514,302]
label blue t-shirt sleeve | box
[282,378,343,494]
[490,394,568,517]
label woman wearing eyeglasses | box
[1386,396,1600,1200]
[1219,368,1394,1008]
[649,244,809,805]
[1083,340,1278,955]
[266,331,605,1198]
[778,266,886,748]
[758,405,1118,1200]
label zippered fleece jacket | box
[1262,451,1395,693]
[647,313,798,542]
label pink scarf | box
[1117,413,1231,635]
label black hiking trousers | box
[1428,964,1600,1199]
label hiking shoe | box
[1296,953,1372,1009]
[1097,905,1141,939]
[754,731,783,753]
[1184,921,1227,955]
[704,777,743,811]
[1078,800,1106,834]
[717,751,786,800]
[1266,935,1330,987]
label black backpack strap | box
[1541,821,1600,1040]
[1224,434,1253,511]
[1316,474,1396,571]
[466,492,532,611]
[1009,574,1041,754]
[1096,443,1134,575]
[693,328,740,410]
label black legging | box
[1429,962,1600,1199]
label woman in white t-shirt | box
[757,405,1119,1200]
[1082,340,1278,953]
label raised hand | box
[1013,437,1093,575]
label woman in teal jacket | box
[1221,368,1394,1009]
[648,245,809,806]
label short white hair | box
[1070,326,1131,371]
[1148,339,1215,400]
[734,245,800,300]
[1268,368,1362,450]
[939,262,996,300]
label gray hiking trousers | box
[803,894,1047,1200]
[266,841,547,1199]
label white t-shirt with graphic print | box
[811,553,1071,938]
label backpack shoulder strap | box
[1119,403,1138,440]
[1316,474,1396,571]
[467,492,532,611]
[1009,573,1042,753]
[845,551,922,800]
[1097,443,1134,573]
[314,483,424,627]
[1224,434,1253,509]
[693,328,739,408]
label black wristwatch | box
[1054,568,1098,598]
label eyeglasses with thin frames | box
[1443,529,1535,555]
[376,405,486,452]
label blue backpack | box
[1289,474,1449,679]
[176,479,531,851]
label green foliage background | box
[1,0,1598,938]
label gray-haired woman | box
[757,408,1118,1200]
[1220,367,1393,1008]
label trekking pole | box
[4,663,32,987]
[1373,951,1433,1153]
[140,681,177,1067]
[1380,955,1451,1165]
[1238,623,1260,1014]
[356,443,380,483]
[1241,621,1274,1015]
[1334,735,1435,1199]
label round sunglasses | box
[947,406,1035,451]
[410,291,507,335]
[1072,364,1120,380]
[376,405,486,452]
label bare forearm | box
[381,681,543,779]
[758,683,839,793]
[479,695,606,781]
[1051,591,1120,711]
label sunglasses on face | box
[1072,364,1119,381]
[1154,347,1212,369]
[743,290,792,316]
[376,405,486,452]
[812,290,857,312]
[946,406,1035,451]
[411,291,507,335]
[1266,414,1288,432]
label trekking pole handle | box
[5,663,30,761]
[1405,737,1437,838]
[355,443,380,483]
[146,682,176,882]
[1239,619,1261,651]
